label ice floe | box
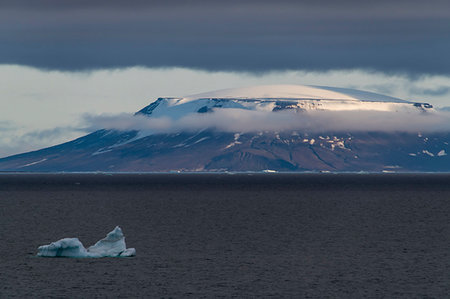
[438,150,447,157]
[37,226,135,258]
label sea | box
[1,173,450,298]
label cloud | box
[1,1,449,75]
[0,121,16,132]
[410,86,450,97]
[20,127,85,141]
[83,109,450,135]
[0,126,85,158]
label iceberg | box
[37,226,136,258]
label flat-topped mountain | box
[0,85,447,172]
[137,85,432,117]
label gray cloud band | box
[1,1,449,75]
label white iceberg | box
[37,226,136,258]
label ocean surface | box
[1,173,450,298]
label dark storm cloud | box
[1,0,449,74]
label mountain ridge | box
[0,85,446,172]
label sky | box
[0,0,449,157]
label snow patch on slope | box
[225,133,242,149]
[19,158,47,168]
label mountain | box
[0,84,448,172]
[136,85,431,117]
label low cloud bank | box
[83,109,450,134]
[2,109,449,158]
[0,125,84,158]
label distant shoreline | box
[1,172,450,192]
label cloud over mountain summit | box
[83,85,450,134]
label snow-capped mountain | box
[0,84,447,172]
[136,85,433,118]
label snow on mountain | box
[181,85,360,101]
[137,84,433,119]
[0,84,445,173]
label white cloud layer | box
[84,109,450,135]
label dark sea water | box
[1,173,450,298]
